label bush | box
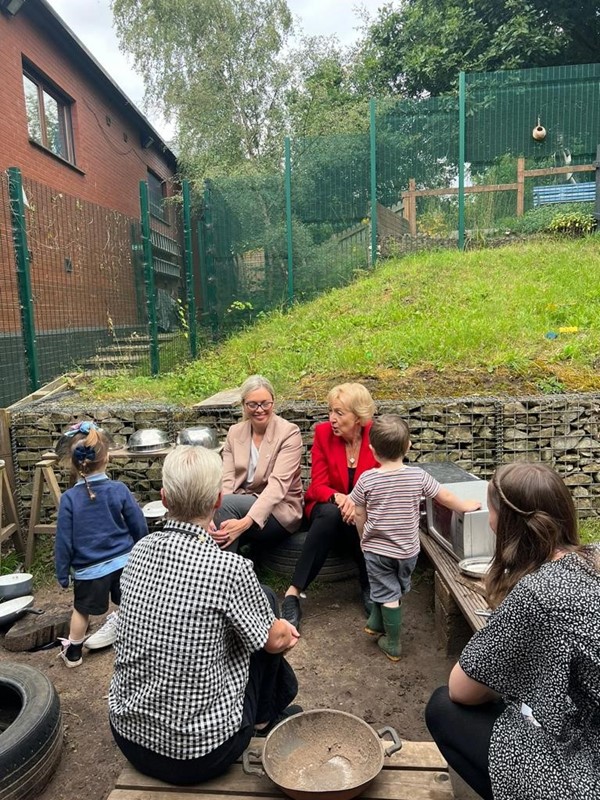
[499,202,595,235]
[546,211,596,236]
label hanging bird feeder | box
[532,117,547,141]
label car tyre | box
[0,663,63,800]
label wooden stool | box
[0,458,24,560]
[25,457,62,569]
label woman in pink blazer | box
[281,383,378,630]
[211,375,303,562]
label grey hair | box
[162,445,222,522]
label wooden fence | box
[401,158,596,236]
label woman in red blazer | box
[281,383,378,630]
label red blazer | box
[304,421,378,520]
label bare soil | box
[0,562,454,800]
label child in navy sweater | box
[55,421,148,667]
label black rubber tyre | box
[0,664,63,800]
[262,529,359,582]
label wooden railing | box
[401,158,596,236]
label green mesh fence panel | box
[201,174,288,333]
[290,134,371,300]
[464,63,600,230]
[0,172,29,406]
[376,95,460,248]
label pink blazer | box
[221,413,304,532]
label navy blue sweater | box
[55,476,148,587]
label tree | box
[111,0,294,178]
[285,36,369,137]
[355,0,600,98]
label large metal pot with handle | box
[243,709,402,800]
[0,573,33,601]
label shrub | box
[546,211,596,236]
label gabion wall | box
[9,392,600,528]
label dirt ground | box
[0,561,456,800]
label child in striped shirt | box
[350,415,480,661]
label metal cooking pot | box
[0,596,44,627]
[0,573,33,601]
[243,709,402,800]
[176,426,222,450]
[127,428,171,454]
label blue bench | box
[533,182,596,207]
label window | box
[22,68,75,163]
[147,170,168,222]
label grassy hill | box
[86,236,600,404]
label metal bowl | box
[176,426,221,450]
[127,428,171,454]
[246,709,402,800]
[0,573,33,602]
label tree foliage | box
[111,0,293,177]
[356,0,600,97]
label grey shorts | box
[364,551,419,604]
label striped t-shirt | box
[350,466,441,559]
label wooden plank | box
[111,768,452,799]
[523,164,594,178]
[194,388,241,408]
[420,531,489,632]
[113,738,452,800]
[6,376,72,411]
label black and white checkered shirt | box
[108,520,275,758]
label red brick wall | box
[0,8,177,219]
[0,6,182,338]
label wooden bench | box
[532,182,596,207]
[420,530,489,636]
[107,737,454,800]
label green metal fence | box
[0,170,197,406]
[1,63,598,405]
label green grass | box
[85,236,600,404]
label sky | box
[45,0,384,141]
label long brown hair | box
[486,462,580,608]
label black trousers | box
[110,587,298,785]
[290,502,369,591]
[425,685,505,800]
[213,493,291,560]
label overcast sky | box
[45,0,382,140]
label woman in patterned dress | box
[426,462,600,800]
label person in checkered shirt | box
[108,445,300,785]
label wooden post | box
[516,157,525,217]
[25,459,62,569]
[0,459,23,556]
[403,179,417,236]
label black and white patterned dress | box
[459,552,600,799]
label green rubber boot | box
[364,603,384,636]
[378,605,403,661]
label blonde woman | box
[212,375,303,562]
[282,383,378,629]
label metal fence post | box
[7,167,40,393]
[284,137,294,304]
[369,98,378,267]
[182,179,197,358]
[594,144,600,228]
[202,180,219,338]
[139,180,159,375]
[458,71,466,251]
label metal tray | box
[458,557,493,579]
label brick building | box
[0,0,182,405]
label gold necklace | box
[345,437,361,467]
